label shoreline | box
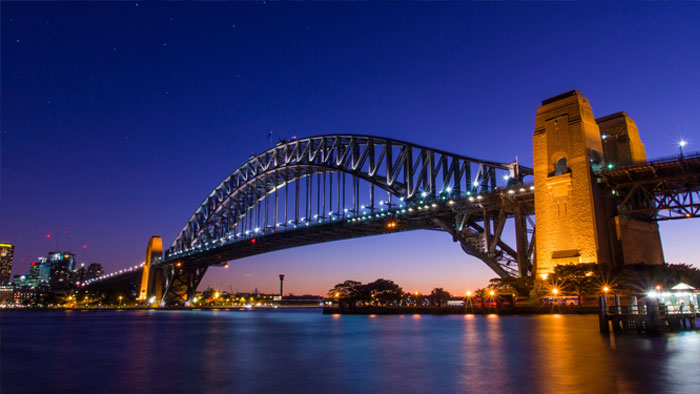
[1,305,599,315]
[0,306,323,312]
[323,306,599,315]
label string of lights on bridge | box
[79,180,536,287]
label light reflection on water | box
[2,310,699,394]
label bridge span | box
[83,90,700,306]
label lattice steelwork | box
[82,134,537,305]
[600,153,700,221]
[169,135,530,255]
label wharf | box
[598,296,699,335]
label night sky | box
[2,2,700,295]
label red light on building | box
[251,238,256,244]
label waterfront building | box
[0,285,13,306]
[47,252,76,290]
[0,243,15,285]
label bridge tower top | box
[596,111,648,167]
[533,90,614,276]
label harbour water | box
[2,310,699,394]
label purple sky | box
[2,2,699,295]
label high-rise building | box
[27,261,42,287]
[47,251,76,290]
[37,257,51,284]
[0,243,15,285]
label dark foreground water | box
[2,310,699,394]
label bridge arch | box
[169,134,530,256]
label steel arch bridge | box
[90,135,538,305]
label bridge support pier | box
[139,236,163,304]
[161,264,208,306]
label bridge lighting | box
[530,186,535,190]
[468,197,474,202]
[431,203,437,208]
[508,190,515,194]
[408,208,413,212]
[255,228,260,232]
[473,180,479,187]
[446,186,452,193]
[421,191,428,197]
[360,205,366,209]
[679,139,688,147]
[399,197,404,201]
[520,188,525,192]
[448,200,454,205]
[476,196,482,200]
[503,175,510,181]
[344,208,348,213]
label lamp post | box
[679,140,688,159]
[279,273,285,297]
[118,295,123,308]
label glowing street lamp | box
[118,295,123,308]
[679,139,688,158]
[552,288,559,295]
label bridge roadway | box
[82,152,700,305]
[598,152,700,220]
[82,185,536,304]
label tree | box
[327,280,364,307]
[551,263,604,297]
[366,279,404,306]
[618,263,700,293]
[428,288,451,306]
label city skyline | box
[3,2,700,295]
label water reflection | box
[2,311,698,394]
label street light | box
[552,288,559,295]
[118,295,123,308]
[679,140,688,158]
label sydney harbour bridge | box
[83,90,700,305]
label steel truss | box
[600,154,700,221]
[170,134,531,253]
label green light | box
[607,163,614,169]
